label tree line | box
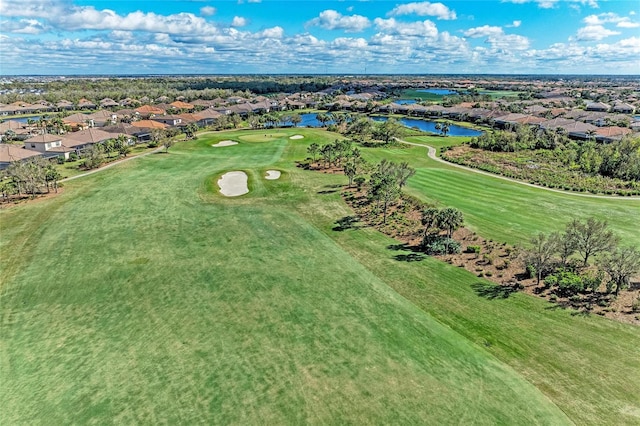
[526,217,640,298]
[469,126,640,182]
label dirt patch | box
[289,135,304,140]
[212,140,238,147]
[265,170,281,180]
[0,188,65,209]
[218,171,248,197]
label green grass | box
[2,128,639,424]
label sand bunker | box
[212,140,238,147]
[265,170,281,180]
[289,135,304,140]
[218,171,248,197]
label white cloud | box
[387,2,457,20]
[373,18,438,38]
[306,10,371,33]
[510,20,522,28]
[257,26,284,39]
[1,18,49,34]
[200,6,216,17]
[231,16,247,27]
[502,0,598,9]
[464,25,504,38]
[584,13,639,28]
[575,25,621,41]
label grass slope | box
[2,128,639,424]
[1,129,568,424]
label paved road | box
[396,138,640,200]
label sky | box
[0,0,639,75]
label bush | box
[547,270,585,297]
[354,176,366,188]
[68,152,79,162]
[424,237,461,255]
[526,264,536,279]
[465,245,481,254]
[147,141,158,148]
[632,297,640,313]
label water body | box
[371,116,483,137]
[394,99,417,105]
[417,88,458,96]
[1,115,43,124]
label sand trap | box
[265,170,281,180]
[289,135,304,140]
[218,171,248,197]
[212,140,238,147]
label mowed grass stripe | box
[406,165,640,246]
[1,130,570,424]
[296,185,640,425]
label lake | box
[372,116,482,137]
[417,88,458,96]
[294,113,481,136]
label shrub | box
[632,297,640,313]
[354,176,366,189]
[548,270,585,297]
[424,237,461,255]
[526,264,536,279]
[465,245,481,254]
[68,152,79,162]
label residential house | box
[23,133,73,159]
[612,102,635,114]
[86,110,117,127]
[135,105,165,118]
[151,115,182,126]
[63,128,123,152]
[0,144,43,170]
[100,98,120,108]
[77,98,97,110]
[585,102,610,112]
[595,126,632,143]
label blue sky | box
[1,0,638,75]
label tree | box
[599,246,640,296]
[163,139,175,153]
[437,207,464,239]
[307,143,320,162]
[421,207,440,245]
[369,172,400,224]
[375,118,403,143]
[441,123,450,137]
[343,160,357,187]
[114,134,131,157]
[567,217,619,267]
[44,164,61,193]
[83,144,104,169]
[316,113,331,127]
[526,232,560,284]
[556,230,577,267]
[394,161,415,189]
[290,113,301,127]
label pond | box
[417,88,458,96]
[372,116,483,137]
[1,115,43,124]
[288,113,482,136]
[394,99,417,105]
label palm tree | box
[437,207,464,239]
[441,123,450,137]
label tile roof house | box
[77,98,97,109]
[0,144,43,169]
[135,105,166,117]
[612,102,635,114]
[585,102,610,112]
[23,133,73,159]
